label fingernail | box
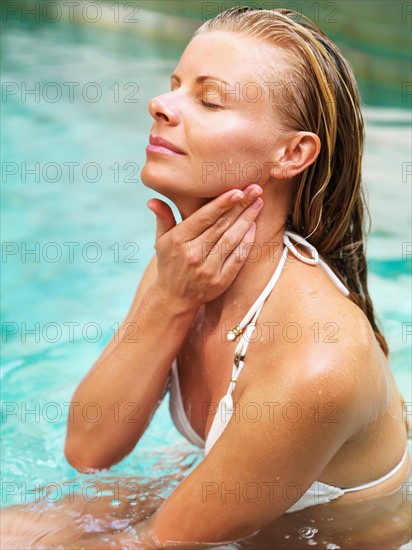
[249,186,263,199]
[251,198,263,210]
[231,190,244,203]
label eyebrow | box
[170,73,232,87]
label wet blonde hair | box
[195,6,388,355]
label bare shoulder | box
[277,255,381,364]
[247,261,384,433]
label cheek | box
[191,126,274,188]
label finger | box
[147,199,176,242]
[205,197,263,265]
[192,185,263,251]
[221,221,257,281]
[179,185,262,240]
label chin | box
[141,162,225,204]
[141,163,167,191]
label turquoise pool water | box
[1,17,203,509]
[1,12,411,546]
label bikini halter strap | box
[225,230,349,395]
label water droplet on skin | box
[308,540,318,546]
[111,500,121,507]
[309,291,318,298]
[284,535,290,539]
[299,527,318,539]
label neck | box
[173,184,290,326]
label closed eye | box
[200,100,221,110]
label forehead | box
[176,31,286,85]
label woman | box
[2,6,410,549]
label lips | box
[148,134,185,155]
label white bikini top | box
[168,231,410,513]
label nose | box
[148,93,180,125]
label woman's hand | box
[147,184,263,314]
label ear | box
[270,132,321,180]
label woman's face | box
[141,31,287,203]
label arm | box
[64,278,196,472]
[131,343,363,547]
[65,186,263,472]
[94,253,158,364]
